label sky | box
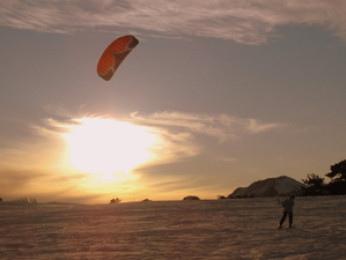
[1,0,346,204]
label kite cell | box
[97,35,139,81]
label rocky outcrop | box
[183,195,200,200]
[229,176,305,198]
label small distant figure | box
[279,194,295,229]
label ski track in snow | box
[0,196,345,259]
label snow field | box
[0,196,345,259]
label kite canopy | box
[97,35,139,81]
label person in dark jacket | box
[279,194,295,229]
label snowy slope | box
[230,176,305,198]
[0,196,346,259]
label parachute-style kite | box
[97,35,139,81]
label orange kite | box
[97,35,139,81]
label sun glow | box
[62,117,158,181]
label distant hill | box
[228,176,305,198]
[183,195,200,200]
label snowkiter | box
[279,194,295,229]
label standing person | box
[279,194,295,229]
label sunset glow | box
[62,117,159,181]
[1,0,346,203]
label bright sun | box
[62,117,158,181]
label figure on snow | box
[279,194,295,229]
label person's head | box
[290,194,295,200]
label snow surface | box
[0,196,346,259]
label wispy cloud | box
[130,111,283,142]
[34,111,282,168]
[0,111,283,202]
[1,0,345,44]
[42,113,201,166]
[1,111,282,170]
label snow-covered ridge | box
[229,176,305,198]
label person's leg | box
[289,213,293,228]
[279,211,287,228]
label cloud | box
[42,114,201,167]
[0,111,283,202]
[1,0,346,44]
[1,111,282,170]
[130,111,283,142]
[36,111,282,169]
